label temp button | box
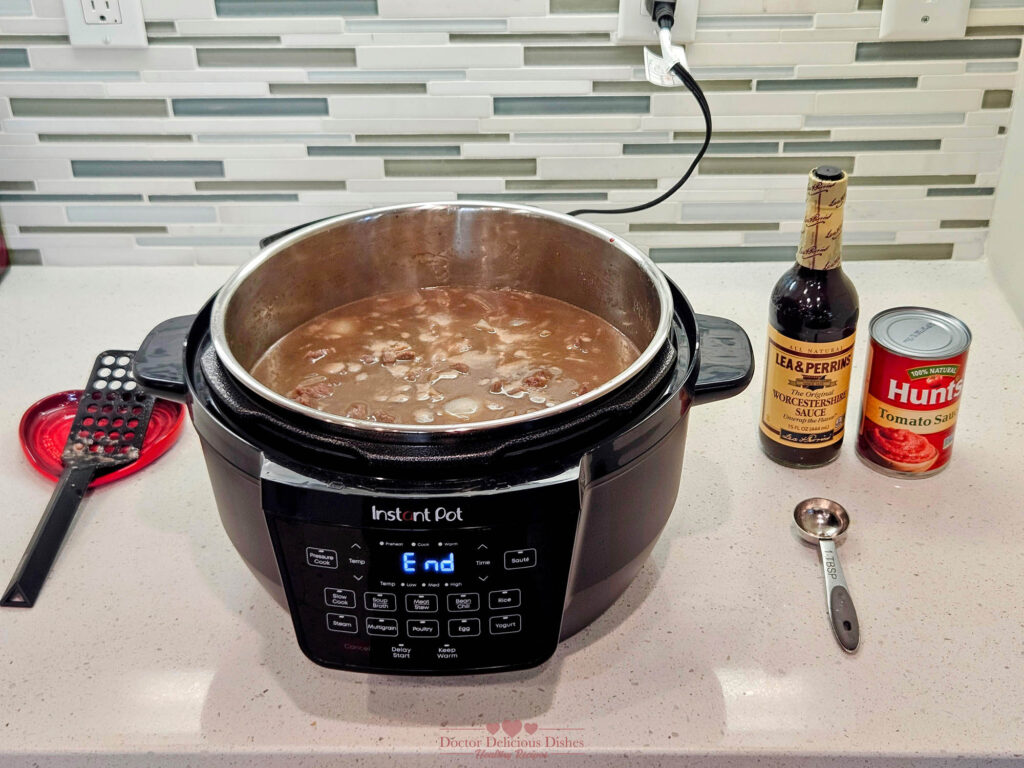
[503,548,537,570]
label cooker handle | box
[692,314,754,406]
[133,315,194,403]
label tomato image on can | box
[857,307,971,477]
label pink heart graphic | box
[524,723,538,735]
[485,723,500,735]
[502,720,522,737]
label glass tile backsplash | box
[0,0,1021,264]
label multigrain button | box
[447,593,479,612]
[363,592,397,612]
[407,619,440,638]
[503,548,537,570]
[326,613,358,634]
[406,593,438,613]
[306,547,338,569]
[489,614,522,635]
[488,589,521,610]
[324,587,356,609]
[365,617,399,637]
[448,618,481,638]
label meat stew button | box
[503,548,537,570]
[406,593,438,613]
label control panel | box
[262,478,581,674]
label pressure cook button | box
[364,592,397,612]
[447,593,479,612]
[407,619,440,638]
[488,589,521,610]
[503,548,537,570]
[306,547,338,569]
[324,587,356,609]
[326,613,358,634]
[365,617,399,637]
[489,614,522,635]
[448,618,481,638]
[406,593,438,613]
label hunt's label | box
[759,326,856,448]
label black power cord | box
[568,4,712,219]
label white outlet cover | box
[879,0,969,41]
[63,0,147,47]
[616,0,698,45]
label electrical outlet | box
[616,0,698,45]
[81,0,121,24]
[879,0,969,41]
[62,0,147,47]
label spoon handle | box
[818,539,859,652]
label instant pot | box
[134,202,753,675]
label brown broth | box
[250,286,640,426]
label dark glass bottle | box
[758,166,859,468]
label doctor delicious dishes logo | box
[370,504,464,524]
[438,720,586,759]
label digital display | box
[401,551,455,573]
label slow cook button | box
[324,587,356,609]
[447,593,479,612]
[306,547,338,569]
[503,548,537,570]
[364,592,397,612]
[489,614,522,635]
[406,593,438,613]
[325,613,358,634]
[407,619,440,638]
[488,589,521,610]
[448,618,481,638]
[365,617,399,637]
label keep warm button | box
[503,548,537,570]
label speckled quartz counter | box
[1,261,1022,768]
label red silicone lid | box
[19,390,186,488]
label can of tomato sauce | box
[857,307,971,477]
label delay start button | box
[503,548,537,570]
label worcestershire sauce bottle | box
[759,166,859,467]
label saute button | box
[365,617,399,637]
[488,589,521,610]
[364,592,397,612]
[489,614,522,635]
[324,587,356,609]
[306,547,338,569]
[447,593,479,612]
[448,618,481,638]
[326,613,358,634]
[503,548,537,570]
[407,619,440,638]
[406,593,438,613]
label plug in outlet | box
[81,0,121,24]
[616,0,698,45]
[879,0,969,41]
[62,0,147,47]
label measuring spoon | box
[793,498,859,653]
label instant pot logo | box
[371,504,464,524]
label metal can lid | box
[870,307,971,360]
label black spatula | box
[2,350,156,608]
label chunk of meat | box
[304,347,332,363]
[371,410,396,424]
[345,402,368,420]
[381,342,415,364]
[288,381,332,407]
[523,368,552,388]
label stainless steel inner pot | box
[210,201,674,434]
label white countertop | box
[1,261,1022,767]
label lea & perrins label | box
[857,307,971,477]
[760,327,856,448]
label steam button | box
[503,548,537,570]
[326,613,358,634]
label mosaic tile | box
[72,160,225,177]
[214,0,377,16]
[172,98,329,116]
